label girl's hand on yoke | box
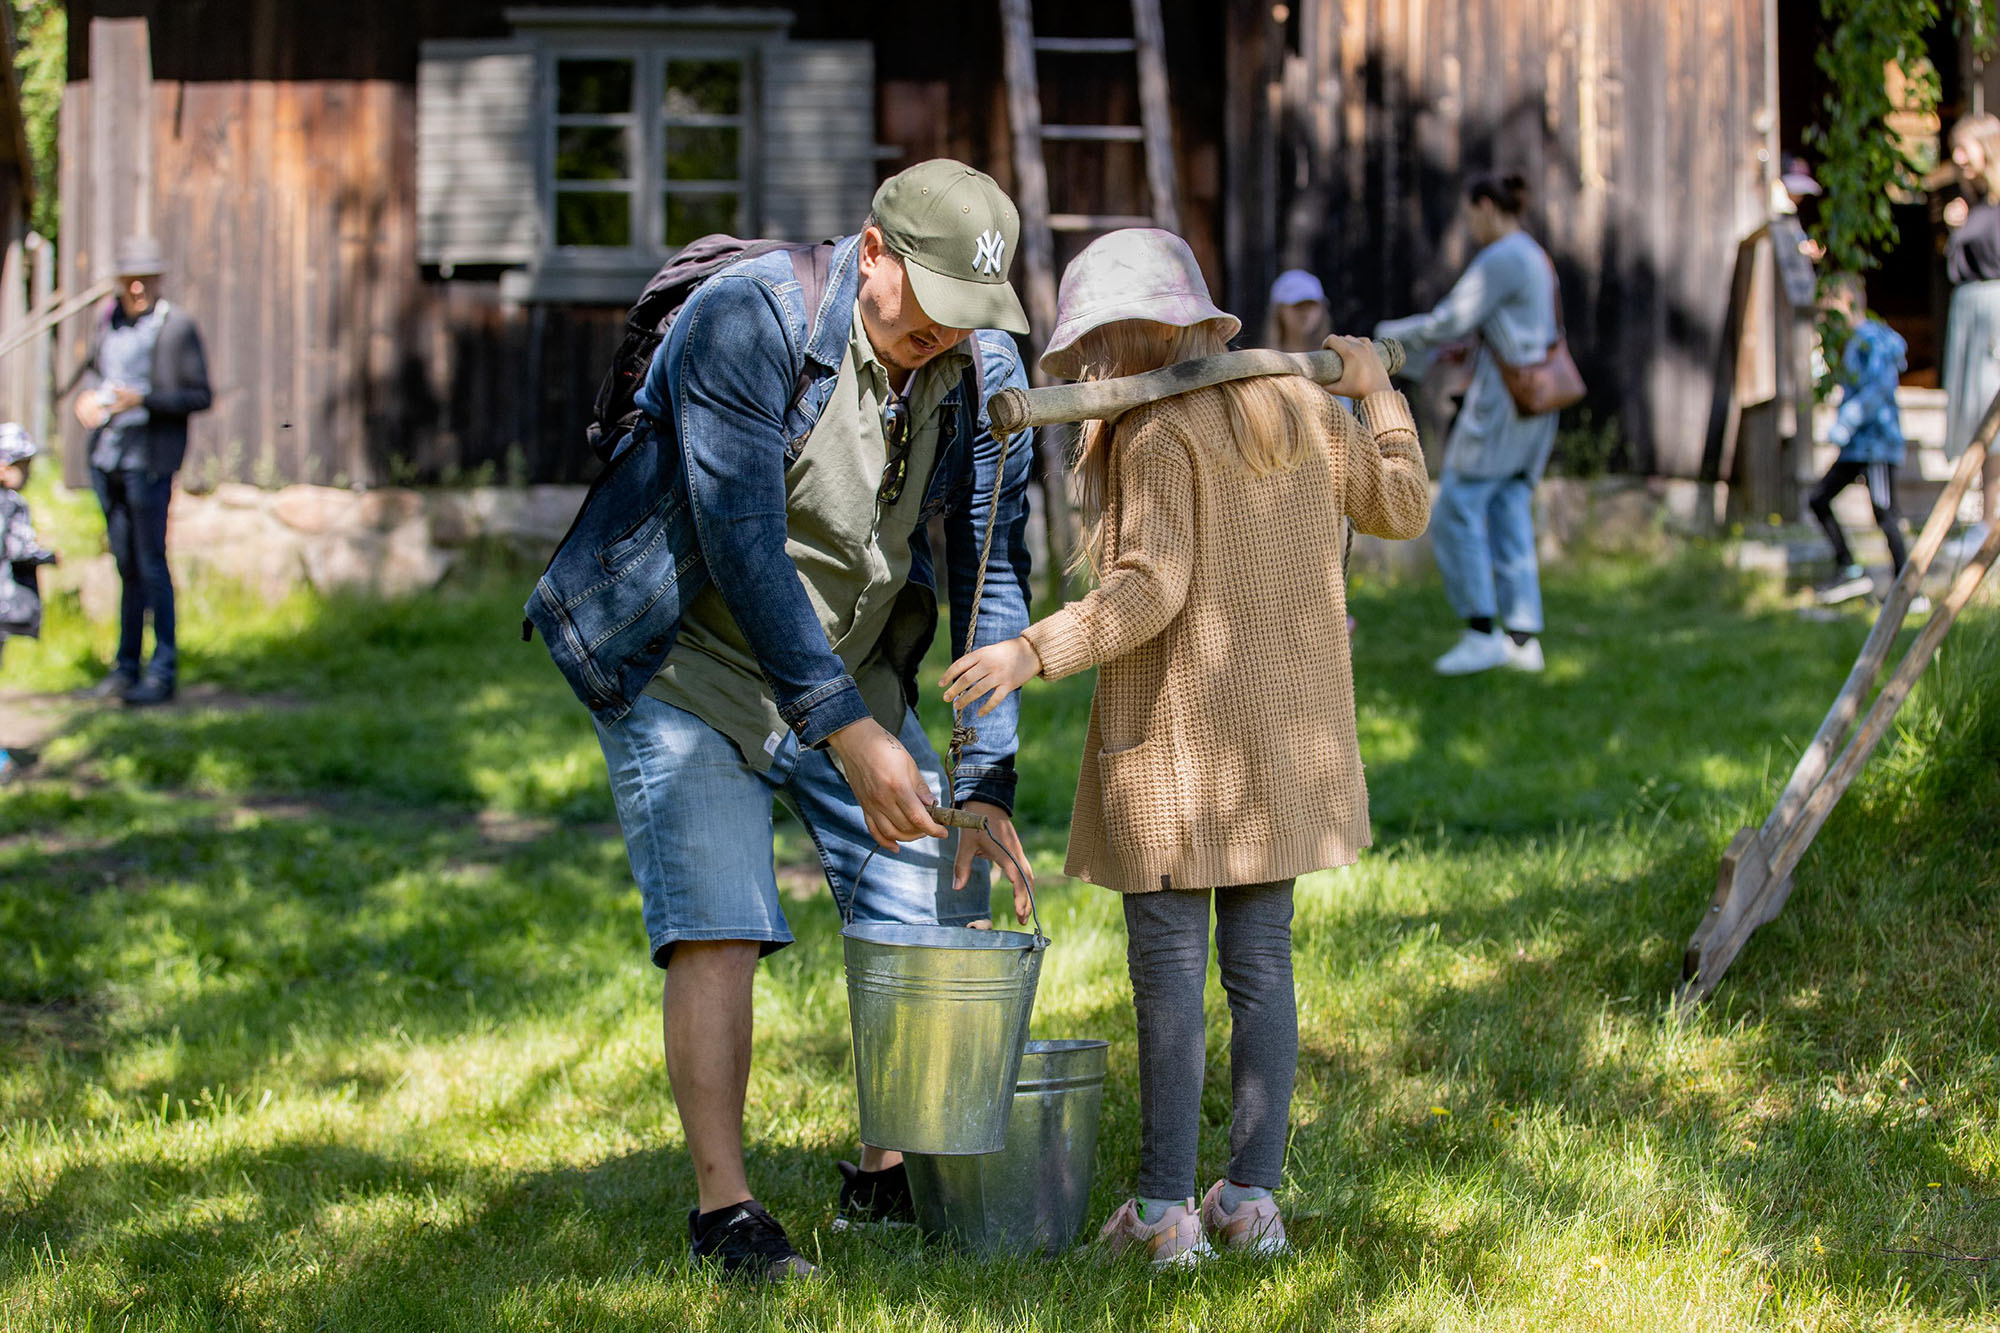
[1322,334,1393,398]
[940,638,1041,718]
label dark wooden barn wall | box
[58,68,624,488]
[152,78,626,488]
[1227,0,1772,477]
[63,0,1228,487]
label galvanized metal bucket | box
[904,1038,1110,1257]
[842,920,1046,1154]
[840,809,1047,1156]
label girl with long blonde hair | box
[941,229,1430,1265]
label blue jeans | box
[593,695,990,966]
[91,467,176,684]
[1431,473,1543,633]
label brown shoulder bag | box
[1492,252,1585,416]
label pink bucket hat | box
[1040,229,1240,380]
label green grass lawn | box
[2,484,1996,1329]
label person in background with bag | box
[1376,172,1577,676]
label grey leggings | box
[1122,879,1298,1200]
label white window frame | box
[547,47,647,253]
[502,7,791,303]
[657,50,755,250]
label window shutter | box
[417,40,541,266]
[762,41,878,243]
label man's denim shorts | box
[593,694,991,966]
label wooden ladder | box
[1677,388,2000,1008]
[998,0,1181,600]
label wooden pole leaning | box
[1677,385,2000,1008]
[984,339,1407,437]
[0,279,115,364]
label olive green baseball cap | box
[871,160,1031,335]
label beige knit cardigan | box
[1021,384,1430,894]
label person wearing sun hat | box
[941,227,1430,1266]
[541,159,1037,1283]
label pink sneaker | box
[1097,1198,1214,1267]
[1199,1180,1289,1255]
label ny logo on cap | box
[973,229,1006,277]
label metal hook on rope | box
[843,806,1045,947]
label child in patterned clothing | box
[1810,277,1914,607]
[1,423,60,783]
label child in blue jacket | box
[1810,280,1911,605]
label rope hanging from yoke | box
[945,418,1018,786]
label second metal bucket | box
[842,921,1046,1155]
[904,1038,1110,1256]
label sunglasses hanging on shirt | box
[878,393,914,505]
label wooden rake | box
[1677,389,2000,1007]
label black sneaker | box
[120,678,176,708]
[688,1200,817,1283]
[834,1159,914,1230]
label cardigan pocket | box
[1098,738,1183,879]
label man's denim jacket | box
[525,233,1034,813]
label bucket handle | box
[844,805,1046,947]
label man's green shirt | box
[646,301,969,769]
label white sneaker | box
[1909,593,1934,615]
[1199,1180,1290,1256]
[1503,635,1544,672]
[1433,629,1510,676]
[1098,1198,1214,1267]
[1815,572,1874,606]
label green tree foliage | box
[1958,0,2000,62]
[7,0,61,240]
[1807,0,1941,279]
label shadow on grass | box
[13,1126,1526,1330]
[20,571,611,820]
[1349,552,1881,837]
[0,791,644,1106]
[1299,798,2000,1315]
[4,555,1996,1325]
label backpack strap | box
[784,242,839,417]
[526,239,839,643]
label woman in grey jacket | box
[1376,174,1559,676]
